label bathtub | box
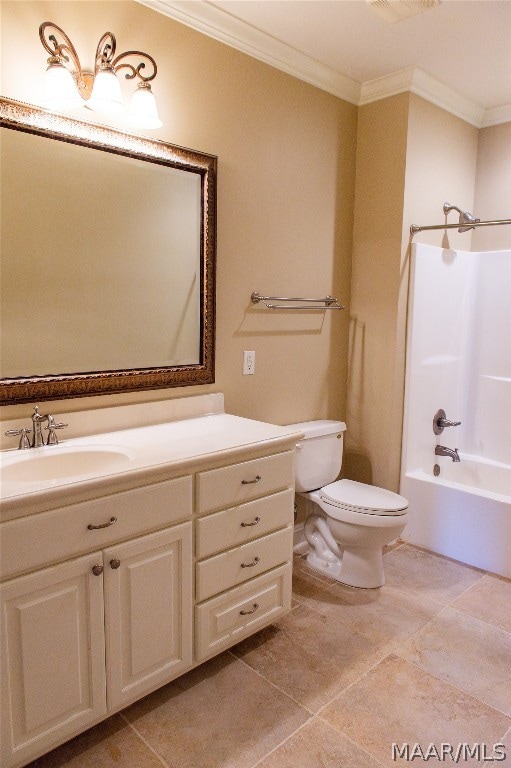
[400,455,511,579]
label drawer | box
[197,451,294,515]
[196,489,294,559]
[195,563,292,661]
[0,476,192,580]
[195,526,293,602]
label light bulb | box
[44,62,82,110]
[128,83,162,129]
[87,68,124,113]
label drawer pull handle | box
[110,558,121,569]
[240,603,259,616]
[242,475,261,485]
[87,516,117,530]
[91,564,104,576]
[241,556,260,568]
[241,516,261,528]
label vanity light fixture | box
[39,21,162,128]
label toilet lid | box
[320,479,408,517]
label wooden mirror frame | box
[0,97,216,405]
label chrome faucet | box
[31,405,48,447]
[435,444,461,462]
[4,406,67,449]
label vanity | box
[0,394,302,768]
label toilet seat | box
[319,479,408,518]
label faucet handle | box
[45,416,68,445]
[433,409,461,435]
[5,427,32,450]
[439,417,461,428]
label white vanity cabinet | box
[0,407,299,768]
[1,478,193,768]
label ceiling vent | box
[366,0,441,23]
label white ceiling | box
[140,0,511,127]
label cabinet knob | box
[91,564,104,576]
[110,558,121,569]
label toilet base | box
[306,551,343,581]
[305,547,385,589]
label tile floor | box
[27,543,511,768]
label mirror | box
[0,96,216,405]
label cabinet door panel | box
[104,523,193,710]
[0,554,106,768]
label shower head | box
[443,202,480,233]
[458,210,480,232]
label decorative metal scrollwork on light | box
[38,21,162,128]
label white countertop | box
[0,412,302,520]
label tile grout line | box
[318,716,388,767]
[246,719,316,768]
[119,711,171,768]
[312,652,510,768]
[226,649,317,716]
[245,713,387,768]
[228,616,397,720]
[291,572,454,657]
[389,650,511,721]
[443,601,511,636]
[376,602,511,718]
[312,650,397,721]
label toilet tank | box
[287,420,346,492]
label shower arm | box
[410,218,511,235]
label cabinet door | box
[1,554,107,768]
[104,523,193,710]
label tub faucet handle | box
[433,409,461,435]
[439,417,461,428]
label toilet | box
[289,420,408,588]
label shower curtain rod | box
[410,218,511,235]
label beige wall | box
[344,93,409,488]
[346,93,479,492]
[0,0,357,424]
[473,122,511,251]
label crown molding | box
[139,0,511,128]
[138,0,360,104]
[360,67,486,128]
[481,104,511,128]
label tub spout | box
[435,444,460,462]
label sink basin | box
[0,445,134,484]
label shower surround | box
[401,243,511,579]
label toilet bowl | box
[289,420,408,588]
